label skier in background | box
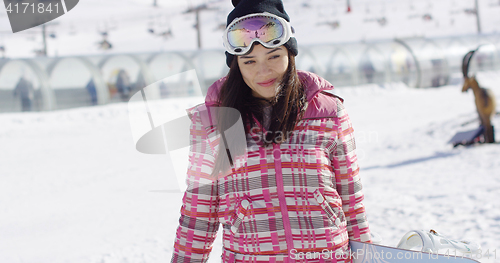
[85,79,98,105]
[13,76,34,112]
[360,54,375,83]
[171,0,372,262]
[115,69,131,101]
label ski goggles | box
[223,12,294,55]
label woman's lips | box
[257,78,276,87]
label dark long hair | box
[211,47,306,177]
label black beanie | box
[225,0,299,67]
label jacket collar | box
[204,70,334,106]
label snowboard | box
[350,241,482,263]
[448,126,484,147]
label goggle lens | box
[227,16,285,49]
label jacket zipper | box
[272,143,295,259]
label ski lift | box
[33,49,45,56]
[98,39,113,50]
[159,28,173,39]
[97,29,112,50]
[362,17,387,27]
[329,21,340,29]
[148,15,174,39]
[147,16,156,34]
[422,14,433,21]
[97,20,116,38]
[464,8,476,15]
[377,17,387,26]
[317,20,340,30]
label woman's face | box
[237,44,289,100]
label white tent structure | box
[0,34,499,113]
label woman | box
[171,0,371,262]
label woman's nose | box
[257,62,271,75]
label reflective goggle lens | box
[227,16,285,50]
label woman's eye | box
[270,55,280,59]
[244,60,255,65]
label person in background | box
[171,0,372,262]
[85,79,98,105]
[13,76,34,112]
[116,69,131,101]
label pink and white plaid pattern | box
[172,72,371,263]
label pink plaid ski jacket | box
[172,71,371,263]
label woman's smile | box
[257,78,277,87]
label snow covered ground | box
[1,70,500,263]
[1,0,500,262]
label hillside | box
[0,0,499,58]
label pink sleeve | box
[171,107,220,263]
[331,100,372,243]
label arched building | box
[0,34,499,113]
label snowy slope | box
[0,0,500,58]
[1,71,500,263]
[1,0,500,262]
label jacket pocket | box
[230,195,252,234]
[313,189,345,227]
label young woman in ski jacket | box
[171,0,372,262]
